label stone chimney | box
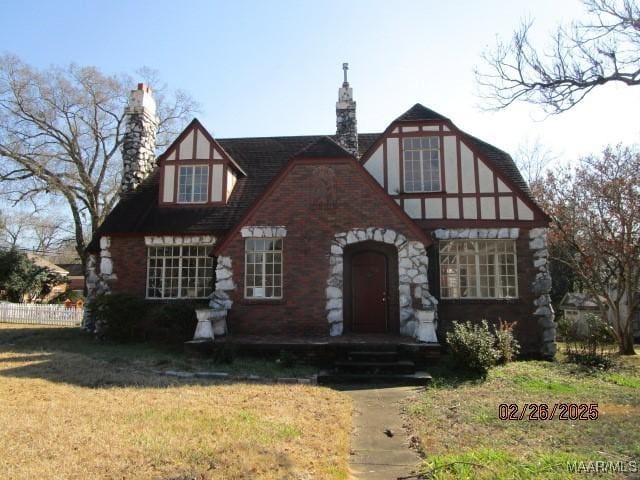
[121,83,158,194]
[336,63,358,157]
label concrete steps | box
[318,347,433,385]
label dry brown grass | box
[0,324,351,479]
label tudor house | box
[87,67,556,357]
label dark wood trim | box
[456,135,463,220]
[192,127,198,160]
[382,140,388,192]
[474,154,481,219]
[415,218,548,229]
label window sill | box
[240,298,286,306]
[440,297,520,304]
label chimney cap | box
[137,83,152,93]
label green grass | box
[406,350,640,479]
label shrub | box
[140,301,199,344]
[446,320,500,375]
[89,293,147,341]
[494,320,520,364]
[559,312,616,369]
[212,340,236,364]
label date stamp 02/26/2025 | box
[498,403,639,474]
[498,402,599,421]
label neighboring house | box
[558,292,605,336]
[58,263,85,293]
[87,68,555,357]
[25,253,69,302]
[560,292,640,340]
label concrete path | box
[342,385,423,480]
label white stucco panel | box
[460,143,475,193]
[163,165,175,202]
[179,130,194,160]
[517,198,534,220]
[365,144,384,187]
[463,197,477,219]
[196,130,210,159]
[477,159,494,193]
[497,178,511,193]
[211,164,223,202]
[425,197,443,219]
[443,136,458,193]
[480,196,496,219]
[499,196,515,219]
[446,198,460,219]
[386,137,400,194]
[404,198,422,219]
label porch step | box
[317,370,432,386]
[333,359,416,375]
[347,350,399,362]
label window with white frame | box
[403,136,441,192]
[439,240,517,299]
[147,245,213,298]
[245,238,283,299]
[177,165,209,203]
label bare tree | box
[514,137,557,200]
[476,0,640,113]
[543,145,639,355]
[0,54,198,265]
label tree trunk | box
[619,331,637,355]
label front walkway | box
[342,385,423,479]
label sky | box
[1,0,639,164]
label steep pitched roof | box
[394,103,449,122]
[293,136,354,158]
[89,133,378,250]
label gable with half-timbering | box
[158,119,245,206]
[361,105,547,227]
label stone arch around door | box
[325,228,438,339]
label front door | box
[351,251,388,333]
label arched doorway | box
[343,241,399,334]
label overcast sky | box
[2,0,639,163]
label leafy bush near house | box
[446,319,521,374]
[446,320,501,375]
[494,320,520,364]
[140,300,199,344]
[558,312,616,369]
[89,293,148,342]
[89,294,201,344]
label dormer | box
[158,119,246,206]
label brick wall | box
[435,231,542,356]
[221,159,425,336]
[108,236,148,298]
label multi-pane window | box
[403,136,441,192]
[245,238,283,299]
[177,165,208,203]
[440,240,517,299]
[147,245,213,298]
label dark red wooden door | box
[351,251,388,333]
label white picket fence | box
[0,302,84,327]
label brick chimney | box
[336,63,358,157]
[121,83,158,194]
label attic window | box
[178,165,208,203]
[403,137,441,192]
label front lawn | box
[0,324,350,480]
[406,352,640,479]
